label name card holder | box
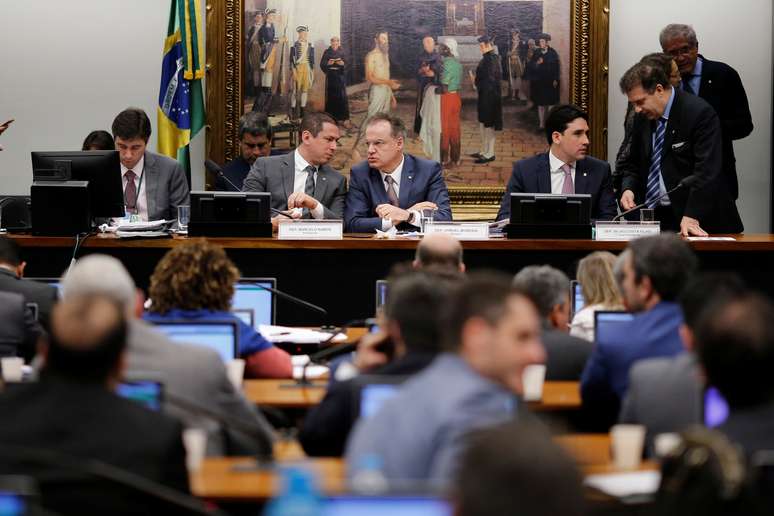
[595,221,660,241]
[424,221,489,240]
[277,219,343,240]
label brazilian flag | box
[157,0,205,178]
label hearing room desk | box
[11,233,774,326]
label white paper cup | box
[1,357,24,382]
[183,428,207,472]
[226,358,245,390]
[610,424,646,470]
[654,432,682,458]
[522,364,546,401]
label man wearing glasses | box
[216,112,274,192]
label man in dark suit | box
[0,291,42,361]
[215,112,273,192]
[243,111,347,228]
[512,265,593,381]
[344,113,451,233]
[0,295,191,515]
[496,104,617,222]
[617,61,743,235]
[111,108,190,222]
[660,24,753,200]
[0,236,57,332]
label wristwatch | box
[407,211,416,225]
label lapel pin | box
[322,177,326,181]
[583,172,587,177]
[408,176,413,180]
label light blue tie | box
[646,117,666,208]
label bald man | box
[414,233,465,273]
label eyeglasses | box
[665,45,695,57]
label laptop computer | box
[321,496,452,516]
[593,310,635,343]
[570,280,584,319]
[149,320,239,363]
[27,277,61,299]
[232,277,276,329]
[117,378,164,412]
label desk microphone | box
[612,175,698,222]
[204,159,293,219]
[248,282,328,319]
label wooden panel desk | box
[12,233,774,326]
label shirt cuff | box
[310,201,325,219]
[381,218,394,231]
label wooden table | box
[12,233,774,326]
[527,381,581,411]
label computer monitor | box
[593,310,635,343]
[31,150,124,218]
[232,278,276,329]
[354,375,408,419]
[149,320,239,362]
[117,379,164,412]
[321,496,452,516]
[570,280,585,318]
[375,280,389,314]
[704,386,729,428]
[189,191,271,237]
[506,193,592,239]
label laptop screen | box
[117,380,163,411]
[233,278,276,329]
[151,321,238,362]
[322,496,451,516]
[570,280,584,317]
[594,311,635,343]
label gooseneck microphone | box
[613,175,698,222]
[248,282,328,319]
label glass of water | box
[177,205,190,231]
[420,207,437,233]
[640,208,655,223]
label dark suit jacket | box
[143,151,190,222]
[0,291,42,361]
[719,401,774,457]
[345,154,452,233]
[0,268,56,332]
[496,152,617,221]
[696,56,753,200]
[242,151,347,219]
[542,328,593,381]
[215,156,251,192]
[0,376,189,515]
[619,88,743,233]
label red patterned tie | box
[561,164,574,194]
[124,170,137,213]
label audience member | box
[346,272,544,485]
[144,239,292,378]
[0,295,191,515]
[413,233,465,273]
[62,254,274,456]
[455,421,585,516]
[513,265,592,380]
[0,290,42,361]
[0,236,57,332]
[300,270,456,456]
[216,112,273,192]
[81,130,115,151]
[569,251,623,341]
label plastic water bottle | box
[263,467,321,516]
[350,454,389,495]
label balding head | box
[414,233,465,273]
[61,255,138,317]
[45,295,127,384]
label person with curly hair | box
[143,239,292,378]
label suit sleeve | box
[299,380,355,457]
[580,342,617,410]
[161,421,191,494]
[167,162,190,219]
[595,162,618,221]
[426,162,452,221]
[322,175,347,219]
[684,106,723,221]
[241,158,269,193]
[721,66,753,140]
[618,365,642,424]
[495,162,526,221]
[344,170,382,233]
[619,116,645,200]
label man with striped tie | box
[618,61,743,236]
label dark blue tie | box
[646,117,666,208]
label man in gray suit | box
[60,254,274,457]
[0,290,42,360]
[111,108,189,221]
[242,111,347,228]
[512,265,593,381]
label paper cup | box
[183,428,207,472]
[654,432,682,458]
[610,424,646,470]
[226,359,245,390]
[1,357,24,382]
[522,364,546,401]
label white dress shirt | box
[379,155,420,231]
[292,149,325,219]
[548,151,576,195]
[120,156,149,221]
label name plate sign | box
[424,221,489,240]
[595,221,660,241]
[278,219,343,240]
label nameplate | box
[277,219,343,240]
[595,221,660,241]
[424,221,489,240]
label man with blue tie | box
[496,104,617,222]
[617,61,743,235]
[344,113,452,233]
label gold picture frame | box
[205,0,610,220]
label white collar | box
[548,150,574,174]
[120,155,145,176]
[294,148,316,174]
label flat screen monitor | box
[594,310,635,343]
[570,280,585,318]
[509,193,592,225]
[321,496,452,516]
[232,278,276,329]
[31,150,124,218]
[117,379,164,411]
[149,320,239,362]
[704,386,729,428]
[375,280,389,314]
[189,191,271,237]
[354,375,408,419]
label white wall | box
[0,0,206,196]
[609,0,772,232]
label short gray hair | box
[512,265,569,319]
[61,254,136,314]
[659,24,698,49]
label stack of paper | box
[258,325,346,344]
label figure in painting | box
[246,12,264,98]
[320,36,351,129]
[506,29,528,101]
[414,36,442,136]
[469,35,502,164]
[290,25,314,120]
[527,33,560,129]
[252,8,279,114]
[439,39,462,167]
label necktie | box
[681,76,695,95]
[646,117,667,208]
[303,165,316,217]
[124,170,137,213]
[384,175,399,206]
[560,164,574,194]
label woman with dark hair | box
[81,130,115,151]
[143,239,292,378]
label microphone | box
[204,159,293,219]
[248,282,328,319]
[613,175,698,222]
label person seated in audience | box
[695,292,774,456]
[455,421,585,516]
[345,272,545,485]
[215,112,274,192]
[569,251,623,341]
[413,232,466,273]
[581,234,697,426]
[0,236,57,333]
[300,269,457,457]
[0,294,191,515]
[144,239,292,378]
[620,273,746,453]
[81,130,115,151]
[61,254,275,456]
[0,290,42,361]
[513,265,593,380]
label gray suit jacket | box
[542,329,593,381]
[242,151,347,219]
[143,151,190,221]
[125,320,274,456]
[0,290,42,360]
[619,352,702,452]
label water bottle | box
[350,454,389,495]
[263,467,321,516]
